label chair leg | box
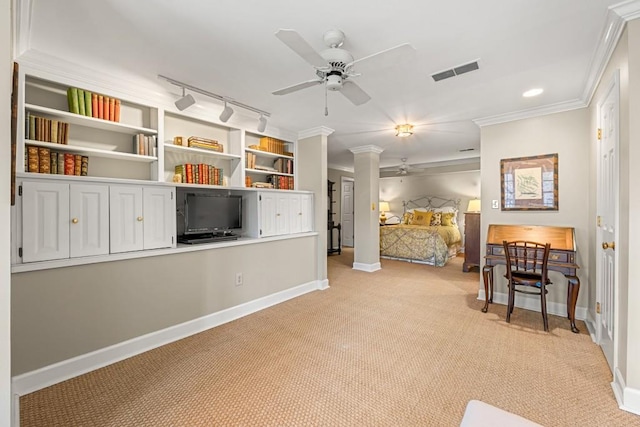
[540,285,549,332]
[506,283,513,323]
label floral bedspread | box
[379,225,461,267]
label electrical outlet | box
[492,200,499,209]
[235,272,243,286]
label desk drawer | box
[487,245,504,256]
[487,245,572,263]
[548,251,570,263]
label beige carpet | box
[20,250,640,426]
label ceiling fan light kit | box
[395,124,414,137]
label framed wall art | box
[500,153,558,211]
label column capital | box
[349,145,384,155]
[298,126,335,140]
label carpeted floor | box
[20,249,640,426]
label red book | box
[64,153,75,175]
[109,98,115,122]
[91,93,99,118]
[98,95,104,119]
[114,99,121,122]
[103,96,110,120]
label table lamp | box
[467,199,481,212]
[379,201,390,224]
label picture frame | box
[500,153,558,211]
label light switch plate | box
[492,200,499,209]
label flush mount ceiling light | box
[257,114,267,132]
[174,87,196,111]
[219,102,234,122]
[395,124,414,137]
[523,88,544,97]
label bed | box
[379,196,462,267]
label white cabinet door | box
[275,193,290,235]
[22,181,70,262]
[110,186,144,253]
[143,187,175,250]
[70,184,110,258]
[289,194,302,234]
[259,192,277,237]
[300,193,314,232]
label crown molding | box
[475,0,640,128]
[298,126,334,140]
[12,0,33,58]
[327,164,355,173]
[473,98,586,127]
[349,145,384,155]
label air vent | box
[432,60,479,82]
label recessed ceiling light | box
[523,88,544,98]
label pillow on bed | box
[441,212,456,226]
[411,210,433,226]
[430,212,442,226]
[433,208,459,225]
[401,211,413,224]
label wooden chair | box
[503,240,552,331]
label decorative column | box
[349,145,383,272]
[297,126,334,289]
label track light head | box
[175,88,195,111]
[257,114,267,132]
[219,103,234,122]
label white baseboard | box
[352,262,381,272]
[318,279,330,290]
[477,290,587,321]
[12,279,322,396]
[613,368,640,415]
[585,311,597,342]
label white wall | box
[480,108,590,309]
[1,0,11,423]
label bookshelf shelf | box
[245,168,294,177]
[25,104,157,135]
[25,139,158,163]
[165,144,241,161]
[244,148,293,160]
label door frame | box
[595,70,620,370]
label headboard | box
[402,195,461,213]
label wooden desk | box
[482,224,580,333]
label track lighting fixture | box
[219,102,234,122]
[257,114,267,132]
[174,87,196,111]
[158,74,270,126]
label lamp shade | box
[467,199,481,212]
[379,201,390,212]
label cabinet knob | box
[299,212,302,215]
[71,218,79,224]
[276,213,281,216]
[137,216,143,222]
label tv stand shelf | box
[178,233,238,244]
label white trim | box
[585,310,598,343]
[12,0,32,58]
[613,367,640,415]
[318,278,330,290]
[477,290,588,322]
[473,99,585,127]
[611,0,640,21]
[12,279,322,396]
[349,145,384,155]
[12,393,19,427]
[352,262,381,272]
[327,164,354,173]
[298,126,334,139]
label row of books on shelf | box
[267,175,294,190]
[249,136,292,156]
[133,134,157,157]
[174,164,224,185]
[25,113,70,144]
[26,145,88,176]
[245,152,293,174]
[67,87,121,122]
[273,158,293,174]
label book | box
[103,96,109,120]
[57,153,65,174]
[67,87,80,114]
[98,95,104,119]
[114,99,121,122]
[91,93,99,118]
[29,114,35,140]
[50,151,57,174]
[51,119,58,144]
[77,89,86,116]
[27,145,39,173]
[81,156,89,176]
[38,147,51,174]
[74,154,82,176]
[64,153,75,175]
[84,90,92,117]
[109,97,115,122]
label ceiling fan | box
[272,29,414,115]
[397,158,412,175]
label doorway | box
[341,177,354,247]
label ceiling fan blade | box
[340,80,371,106]
[350,43,415,70]
[275,29,328,68]
[273,79,323,96]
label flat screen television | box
[183,192,242,235]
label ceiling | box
[23,0,622,171]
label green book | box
[84,91,92,117]
[67,87,79,114]
[77,89,86,116]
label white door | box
[110,186,144,253]
[596,71,619,371]
[289,193,302,234]
[300,194,314,232]
[275,193,290,235]
[70,184,110,257]
[259,192,277,237]
[143,187,176,250]
[22,181,70,262]
[341,178,354,247]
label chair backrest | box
[502,240,551,282]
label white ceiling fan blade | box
[272,79,323,95]
[340,80,371,106]
[350,43,415,71]
[275,29,328,68]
